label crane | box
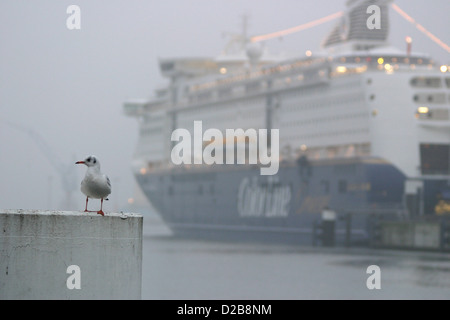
[3,120,78,209]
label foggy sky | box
[0,0,449,212]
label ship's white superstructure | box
[125,0,450,216]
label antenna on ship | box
[241,13,249,42]
[221,14,251,55]
[220,14,265,68]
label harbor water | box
[141,213,450,300]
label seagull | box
[75,155,111,216]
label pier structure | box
[0,210,143,300]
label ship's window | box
[410,77,441,88]
[433,109,449,120]
[370,94,375,101]
[413,93,446,104]
[446,78,450,88]
[367,78,372,85]
[417,108,449,121]
[420,144,450,175]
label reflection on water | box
[141,214,450,300]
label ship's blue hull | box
[136,157,407,245]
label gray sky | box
[0,0,449,212]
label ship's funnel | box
[322,0,392,52]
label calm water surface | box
[141,214,450,300]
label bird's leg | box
[97,198,105,216]
[84,197,89,212]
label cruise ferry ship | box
[124,0,450,244]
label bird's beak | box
[75,161,85,165]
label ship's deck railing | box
[127,52,447,115]
[175,61,440,108]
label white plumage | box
[75,155,111,216]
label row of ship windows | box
[338,55,433,66]
[139,124,369,140]
[283,83,327,96]
[188,54,434,95]
[191,56,438,99]
[410,77,450,88]
[195,75,450,101]
[280,112,368,127]
[177,111,262,126]
[143,110,366,135]
[188,71,363,104]
[282,128,369,141]
[275,83,362,102]
[416,108,449,121]
[185,62,444,104]
[413,93,450,104]
[190,86,268,103]
[189,66,326,96]
[282,94,365,112]
[177,103,263,122]
[279,144,371,161]
[281,80,362,99]
[141,100,366,135]
[189,97,264,109]
[187,78,364,108]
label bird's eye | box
[93,158,97,164]
[87,157,91,162]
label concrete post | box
[0,210,143,300]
